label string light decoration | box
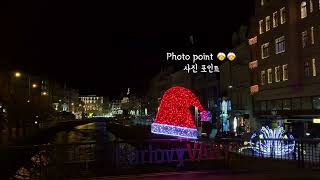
[249,126,295,156]
[200,111,211,122]
[151,86,206,139]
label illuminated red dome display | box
[151,86,206,139]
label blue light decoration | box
[249,126,295,156]
[220,100,230,132]
[151,123,198,139]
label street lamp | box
[41,92,48,96]
[14,72,21,78]
[32,83,37,88]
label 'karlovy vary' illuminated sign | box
[116,142,223,167]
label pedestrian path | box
[74,170,320,180]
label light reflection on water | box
[53,122,116,144]
[14,122,117,179]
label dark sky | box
[0,1,254,98]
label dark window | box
[313,96,320,109]
[302,30,308,48]
[261,43,270,59]
[275,36,285,54]
[267,100,275,111]
[274,100,282,110]
[208,99,215,109]
[292,98,301,110]
[208,87,216,98]
[283,99,291,110]
[304,61,310,77]
[255,101,260,112]
[261,71,266,85]
[301,97,312,109]
[261,101,267,112]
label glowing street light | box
[14,72,21,78]
[32,83,37,88]
[41,92,48,96]
[313,118,320,123]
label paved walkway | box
[75,170,320,180]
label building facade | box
[80,95,104,117]
[220,26,254,134]
[249,0,320,137]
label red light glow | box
[154,86,205,129]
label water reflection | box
[13,122,119,179]
[53,122,116,144]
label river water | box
[53,122,117,144]
[13,122,119,179]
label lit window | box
[248,36,257,45]
[311,27,314,45]
[265,16,271,31]
[304,61,310,77]
[261,71,266,85]
[267,69,272,83]
[280,7,286,24]
[301,1,307,19]
[273,11,278,28]
[249,60,258,69]
[250,85,259,94]
[283,64,288,81]
[261,43,270,59]
[310,0,313,12]
[275,66,281,82]
[259,20,264,34]
[275,36,285,54]
[302,30,308,48]
[312,58,317,76]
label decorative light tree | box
[249,126,295,156]
[151,86,207,139]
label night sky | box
[0,1,254,98]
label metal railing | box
[8,138,320,179]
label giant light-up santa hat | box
[151,86,208,139]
